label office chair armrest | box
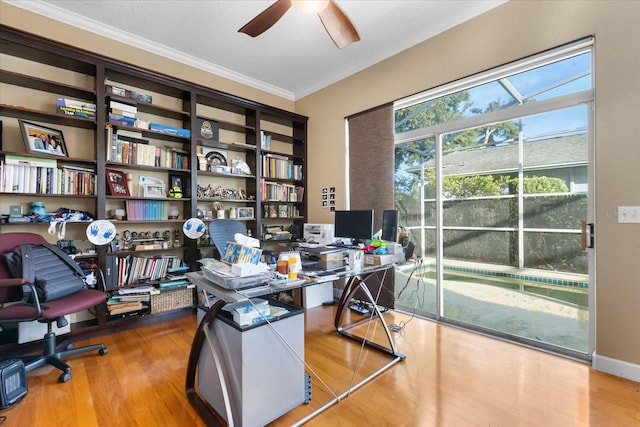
[0,277,28,287]
[0,278,42,321]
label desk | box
[186,264,406,426]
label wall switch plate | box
[617,206,640,223]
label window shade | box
[347,103,394,233]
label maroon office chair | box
[0,232,108,383]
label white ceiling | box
[7,0,506,100]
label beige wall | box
[3,1,640,374]
[0,3,295,113]
[296,0,640,372]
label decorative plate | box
[183,217,205,239]
[86,220,117,245]
[205,150,227,166]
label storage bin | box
[150,287,194,314]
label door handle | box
[581,221,594,251]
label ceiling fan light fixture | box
[292,0,329,14]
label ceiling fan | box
[238,0,360,49]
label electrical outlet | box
[617,206,640,223]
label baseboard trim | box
[592,352,640,382]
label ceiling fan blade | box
[238,0,293,37]
[318,1,360,48]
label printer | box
[303,223,334,246]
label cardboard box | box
[318,251,345,269]
[363,253,405,266]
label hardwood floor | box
[2,306,639,426]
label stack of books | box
[56,97,96,119]
[107,285,156,317]
[108,100,137,127]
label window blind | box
[347,103,394,233]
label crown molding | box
[5,0,295,101]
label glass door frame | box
[395,90,595,359]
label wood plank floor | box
[2,306,639,427]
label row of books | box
[260,179,303,202]
[113,255,185,287]
[107,285,156,316]
[262,153,303,180]
[0,155,95,195]
[260,131,271,150]
[124,200,170,220]
[106,125,190,170]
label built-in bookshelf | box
[258,114,307,242]
[0,25,307,348]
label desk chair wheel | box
[99,347,109,356]
[58,372,71,383]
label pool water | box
[404,269,588,308]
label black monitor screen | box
[334,210,374,244]
[381,210,398,242]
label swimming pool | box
[397,264,588,308]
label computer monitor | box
[334,210,374,245]
[381,210,398,242]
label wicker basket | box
[150,287,194,314]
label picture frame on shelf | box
[203,148,227,168]
[196,118,219,141]
[138,176,166,198]
[238,207,254,219]
[105,168,130,196]
[169,174,184,197]
[19,119,68,157]
[143,184,166,198]
[278,204,288,218]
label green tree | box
[523,176,568,193]
[470,100,521,145]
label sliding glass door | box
[392,40,593,358]
[438,106,589,354]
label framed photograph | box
[19,119,68,157]
[105,168,130,196]
[143,184,165,198]
[238,207,254,219]
[278,204,288,218]
[169,174,184,194]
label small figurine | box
[174,229,181,247]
